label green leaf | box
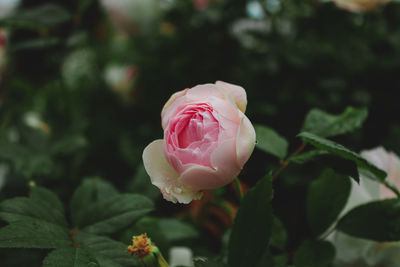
[30,186,65,221]
[70,178,119,227]
[302,107,368,138]
[306,169,351,236]
[0,186,67,227]
[11,37,60,52]
[0,219,71,248]
[126,164,160,201]
[42,248,99,267]
[290,150,359,180]
[337,198,400,242]
[288,150,329,164]
[228,175,273,267]
[255,125,288,159]
[79,194,154,235]
[293,240,335,267]
[298,132,386,182]
[75,232,138,267]
[269,217,287,250]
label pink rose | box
[142,81,256,203]
[332,0,391,13]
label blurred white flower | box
[0,0,20,19]
[169,247,193,267]
[332,147,400,266]
[104,64,138,101]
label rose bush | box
[332,0,391,12]
[143,81,256,204]
[332,147,400,266]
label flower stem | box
[234,177,244,201]
[272,143,307,181]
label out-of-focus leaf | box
[127,164,160,201]
[0,219,71,248]
[42,248,99,267]
[0,4,71,29]
[255,125,288,159]
[51,134,87,156]
[337,198,400,242]
[269,217,287,250]
[228,175,273,267]
[298,132,386,182]
[0,140,54,178]
[30,186,65,218]
[11,37,60,51]
[302,107,368,138]
[306,169,351,236]
[79,194,154,235]
[0,186,67,227]
[293,240,335,267]
[70,178,119,227]
[75,231,138,267]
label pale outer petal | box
[180,138,241,190]
[215,81,247,113]
[235,111,256,168]
[142,139,202,203]
[361,147,400,199]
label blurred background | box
[0,0,399,266]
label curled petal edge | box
[215,81,247,113]
[142,139,202,204]
[236,111,256,168]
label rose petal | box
[180,138,241,190]
[215,81,247,113]
[235,111,256,168]
[142,139,202,203]
[161,89,189,129]
[186,84,225,101]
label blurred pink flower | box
[193,0,210,10]
[143,82,256,203]
[332,0,391,12]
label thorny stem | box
[272,143,307,182]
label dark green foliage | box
[306,169,351,237]
[0,219,72,249]
[298,132,387,182]
[294,240,335,267]
[228,175,273,267]
[337,199,400,242]
[255,124,288,159]
[75,232,139,267]
[302,107,368,138]
[42,248,99,267]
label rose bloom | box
[332,0,391,12]
[143,82,256,204]
[331,147,400,266]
